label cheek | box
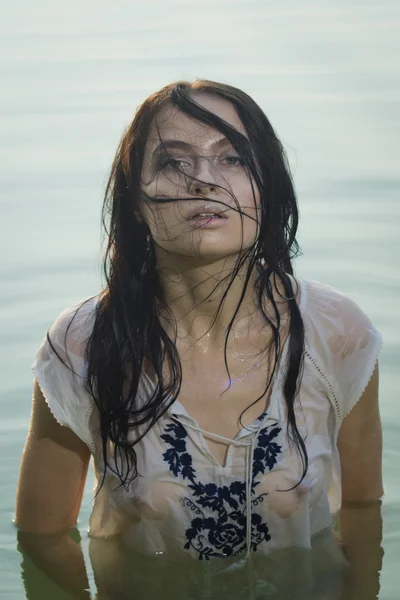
[235,176,261,216]
[143,168,188,199]
[141,203,187,241]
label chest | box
[180,354,270,419]
[171,345,280,465]
[141,314,291,466]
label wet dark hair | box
[51,79,306,490]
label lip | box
[188,216,229,229]
[185,202,229,221]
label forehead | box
[145,91,247,152]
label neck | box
[155,251,272,346]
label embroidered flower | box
[185,515,245,559]
[161,418,282,559]
[208,520,244,550]
[161,422,196,481]
[252,426,282,478]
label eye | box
[160,157,192,171]
[222,155,244,167]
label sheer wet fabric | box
[31,276,382,561]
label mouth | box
[185,212,229,230]
[185,203,229,222]
[189,213,226,223]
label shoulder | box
[299,277,381,349]
[49,294,100,333]
[298,277,383,424]
[31,294,101,453]
[46,294,100,357]
[32,293,100,391]
[301,277,368,323]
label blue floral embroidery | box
[161,419,282,560]
[161,422,196,481]
[252,426,282,478]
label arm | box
[15,378,92,599]
[337,362,384,600]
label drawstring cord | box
[173,416,265,560]
[245,436,256,559]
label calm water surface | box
[0,1,399,598]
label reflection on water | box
[18,527,358,600]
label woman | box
[15,80,383,596]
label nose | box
[190,182,218,196]
[187,156,219,196]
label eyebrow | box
[151,137,232,155]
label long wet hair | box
[51,79,306,490]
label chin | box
[155,229,257,264]
[178,244,254,264]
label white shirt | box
[31,276,382,562]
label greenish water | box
[0,0,399,598]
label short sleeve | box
[328,296,382,419]
[304,280,383,424]
[31,295,99,453]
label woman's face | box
[139,91,261,263]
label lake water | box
[0,0,399,598]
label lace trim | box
[304,350,341,421]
